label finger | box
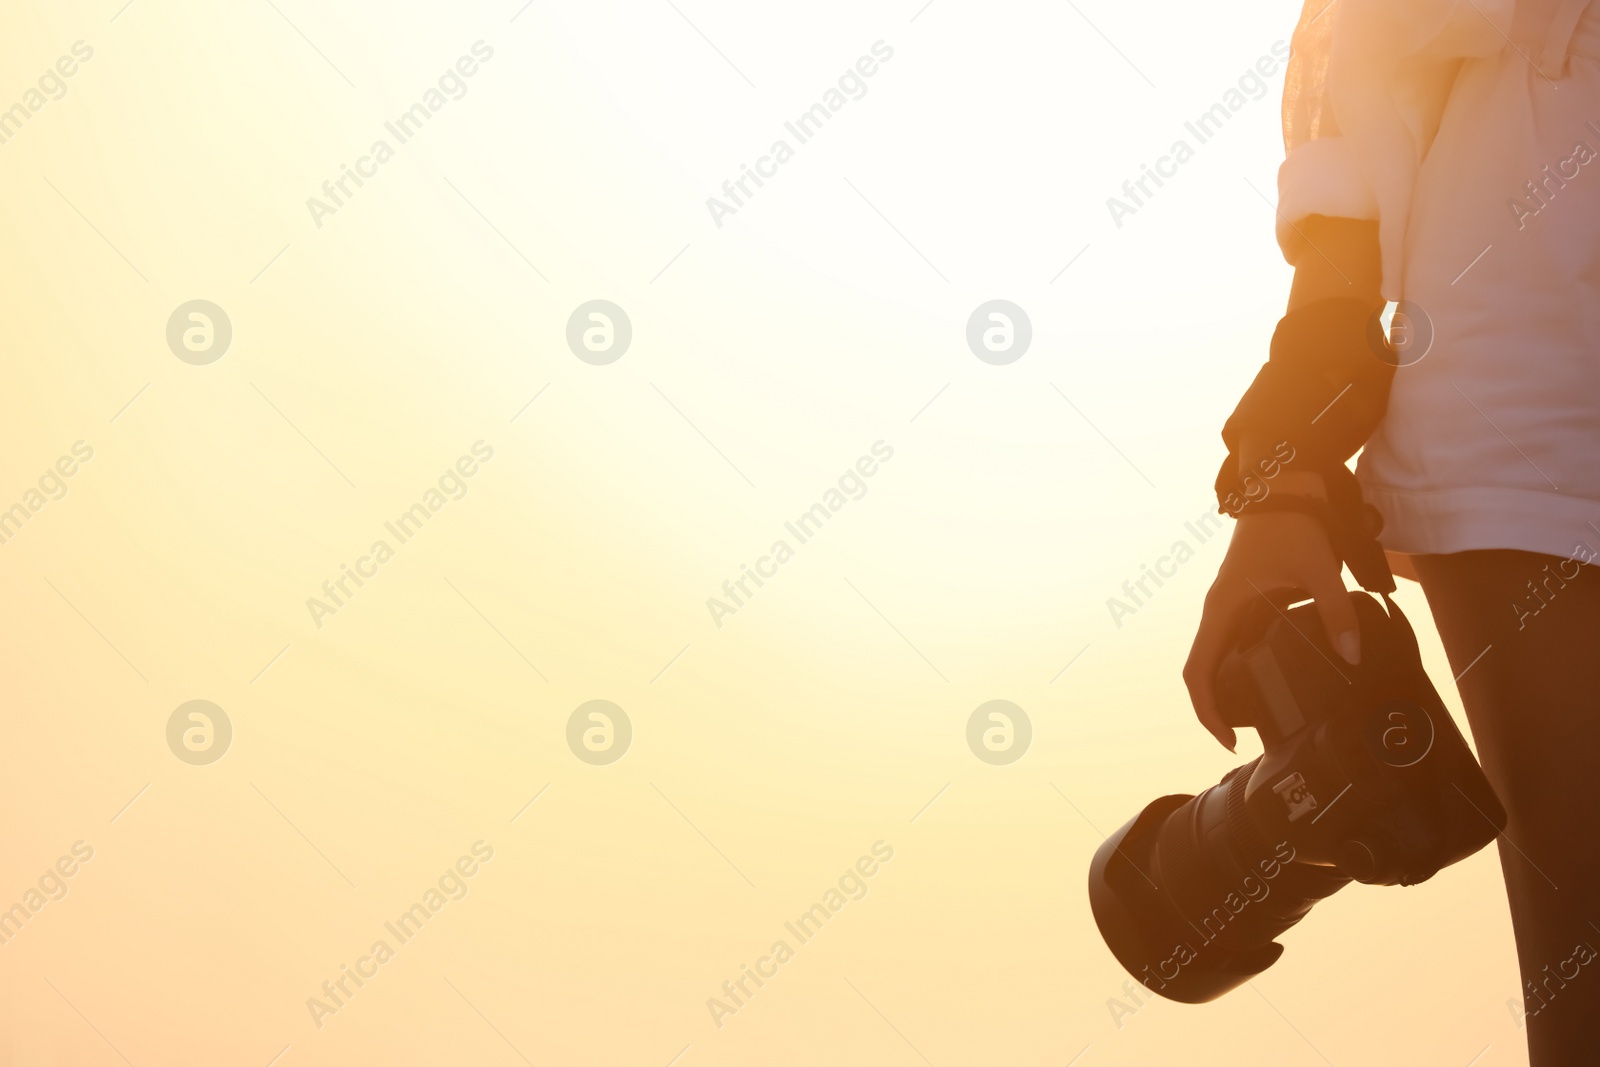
[1185,595,1242,752]
[1183,665,1237,752]
[1304,566,1362,665]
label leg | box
[1413,549,1600,1064]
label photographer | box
[1184,1,1600,1060]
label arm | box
[1183,0,1408,750]
[1285,216,1382,310]
[1186,216,1387,751]
[1237,215,1384,500]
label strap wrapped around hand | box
[1236,466,1395,595]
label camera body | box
[1087,591,1506,1003]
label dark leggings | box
[1413,549,1600,1064]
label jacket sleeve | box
[1275,0,1513,298]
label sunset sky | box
[0,2,1526,1064]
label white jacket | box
[1278,0,1600,558]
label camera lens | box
[1088,761,1349,1003]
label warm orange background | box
[0,2,1526,1064]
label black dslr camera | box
[1088,590,1506,1003]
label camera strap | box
[1314,463,1395,597]
[1230,463,1398,598]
